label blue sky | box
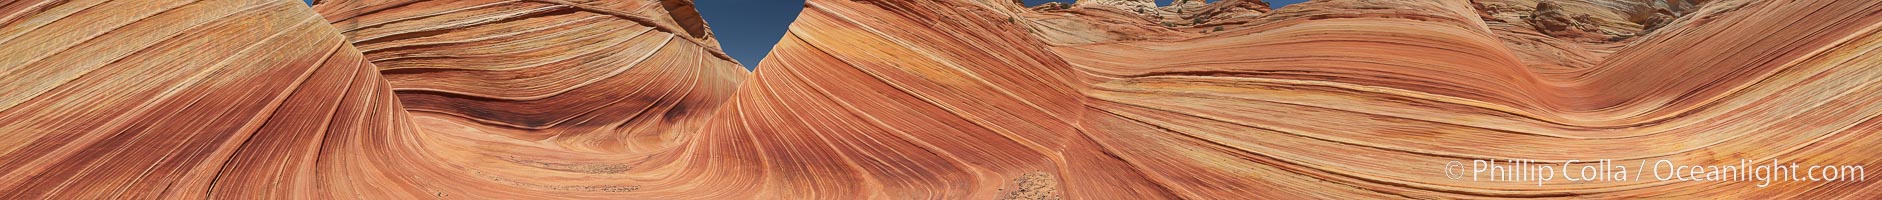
[694,0,806,70]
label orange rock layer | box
[2,0,1880,199]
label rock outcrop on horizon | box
[3,0,1882,199]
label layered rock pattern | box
[310,0,746,150]
[1061,0,1882,198]
[3,0,1882,199]
[0,0,412,198]
[693,0,1085,198]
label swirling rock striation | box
[0,0,411,198]
[732,0,1882,198]
[310,0,746,151]
[3,0,1882,199]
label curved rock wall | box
[311,0,747,152]
[2,0,1880,199]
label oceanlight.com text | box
[1442,159,1864,187]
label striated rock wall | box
[0,0,412,198]
[1051,0,1882,198]
[3,0,1881,199]
[310,0,747,153]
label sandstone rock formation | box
[0,0,407,198]
[3,0,1882,199]
[1042,0,1882,198]
[1031,2,1073,12]
[310,0,746,147]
